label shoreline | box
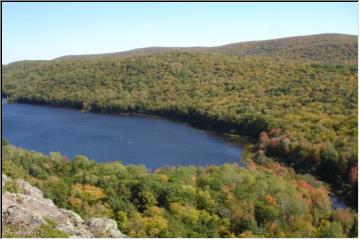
[2,96,352,210]
[2,96,255,166]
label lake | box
[2,98,348,209]
[2,98,245,169]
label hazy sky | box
[2,2,358,64]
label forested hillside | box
[2,142,358,237]
[210,33,357,64]
[2,34,358,207]
[54,34,357,64]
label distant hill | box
[209,33,357,64]
[54,33,357,64]
[55,46,204,61]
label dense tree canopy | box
[2,143,357,237]
[2,35,357,207]
[55,33,357,65]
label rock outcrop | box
[85,218,127,238]
[2,174,126,238]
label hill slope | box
[2,142,358,237]
[210,33,357,64]
[2,34,358,208]
[2,174,126,238]
[53,34,357,64]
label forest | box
[2,34,358,208]
[57,33,357,65]
[2,141,358,237]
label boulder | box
[16,179,44,199]
[2,175,126,238]
[2,191,93,237]
[60,208,84,226]
[86,217,127,238]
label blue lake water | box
[2,98,348,208]
[2,98,245,169]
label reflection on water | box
[330,196,347,209]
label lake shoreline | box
[3,96,250,169]
[2,96,352,210]
[2,94,260,141]
[2,94,257,157]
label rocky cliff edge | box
[2,174,126,238]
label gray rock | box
[2,177,126,238]
[16,179,44,199]
[86,217,127,238]
[60,208,84,226]
[57,223,94,238]
[2,192,68,231]
[4,204,46,228]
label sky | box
[2,2,358,64]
